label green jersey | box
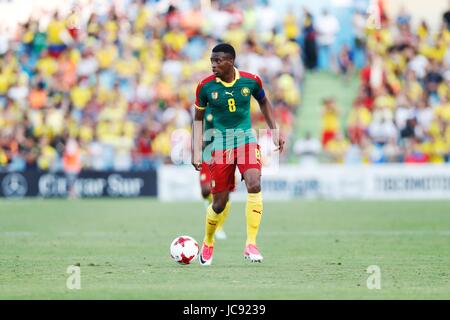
[195,68,266,150]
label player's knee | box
[201,188,211,199]
[246,180,261,193]
[212,199,227,213]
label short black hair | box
[212,43,236,60]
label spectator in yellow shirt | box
[37,137,57,171]
[321,98,340,146]
[47,12,72,58]
[70,79,92,110]
[347,99,372,144]
[324,132,350,163]
[162,26,188,59]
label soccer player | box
[199,108,229,240]
[192,43,285,265]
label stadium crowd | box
[0,0,303,172]
[316,2,450,164]
[1,0,449,171]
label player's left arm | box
[254,81,285,152]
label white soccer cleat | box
[215,229,227,240]
[244,244,263,263]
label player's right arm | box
[192,81,208,171]
[192,107,205,171]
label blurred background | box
[0,0,449,200]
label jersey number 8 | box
[228,98,236,112]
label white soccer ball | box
[170,236,199,265]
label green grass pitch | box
[0,199,449,299]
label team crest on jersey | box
[241,87,250,96]
[211,91,218,100]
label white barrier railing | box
[158,164,450,201]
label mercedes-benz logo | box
[2,173,28,198]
